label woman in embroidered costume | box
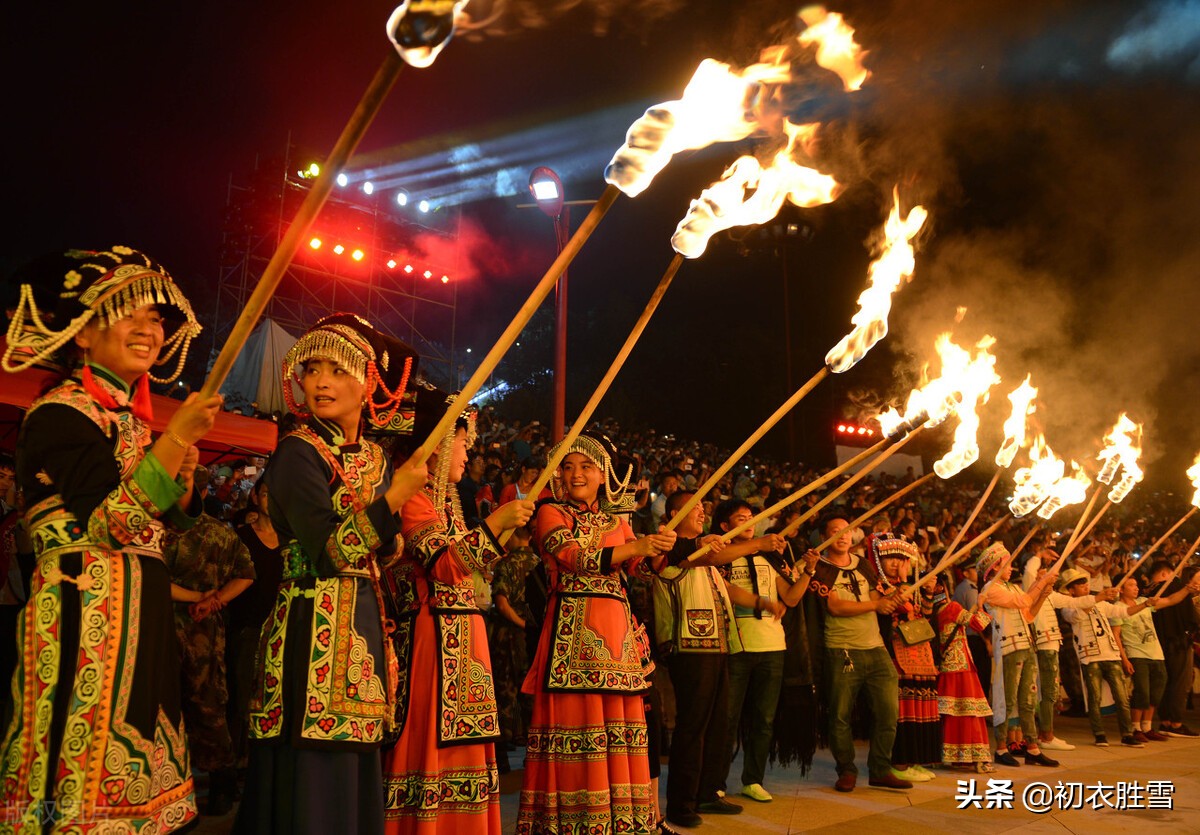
[0,246,220,832]
[928,572,994,771]
[517,431,676,835]
[233,314,427,835]
[381,384,534,834]
[867,533,942,783]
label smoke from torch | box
[671,121,840,259]
[1095,413,1144,503]
[995,375,1037,469]
[388,1,471,67]
[825,189,928,373]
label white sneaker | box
[1038,736,1076,751]
[911,765,936,779]
[740,783,773,803]
[891,766,933,783]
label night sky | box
[6,1,1200,494]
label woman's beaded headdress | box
[548,429,636,514]
[282,313,416,432]
[3,246,201,382]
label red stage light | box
[404,264,413,274]
[387,259,397,269]
[837,424,847,433]
[352,249,365,261]
[333,244,345,255]
[441,275,449,284]
[309,238,322,249]
[423,270,433,279]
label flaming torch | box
[503,8,874,537]
[802,333,999,555]
[1120,453,1200,587]
[200,2,470,400]
[1057,413,1146,563]
[664,190,927,532]
[426,7,876,465]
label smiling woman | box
[0,246,222,832]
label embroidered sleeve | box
[535,504,608,575]
[19,402,186,546]
[264,435,397,575]
[400,490,503,581]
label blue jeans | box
[726,650,785,787]
[826,647,898,779]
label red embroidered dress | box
[516,501,655,835]
[0,367,198,832]
[934,600,993,765]
[383,488,505,834]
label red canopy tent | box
[0,342,277,464]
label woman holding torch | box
[0,246,219,831]
[235,314,427,835]
[516,431,675,835]
[382,384,534,834]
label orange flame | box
[1188,453,1200,509]
[605,58,788,198]
[607,5,868,199]
[825,189,928,373]
[995,375,1038,469]
[671,121,840,258]
[878,333,998,451]
[1036,461,1092,520]
[797,6,870,91]
[1095,413,1144,503]
[1009,435,1066,517]
[931,336,1000,478]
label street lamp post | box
[529,166,568,443]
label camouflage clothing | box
[490,545,540,743]
[165,514,255,771]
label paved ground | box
[193,709,1200,832]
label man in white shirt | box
[1022,551,1119,751]
[1057,568,1155,747]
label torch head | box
[387,1,468,68]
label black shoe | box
[665,811,702,828]
[657,820,686,835]
[697,798,743,814]
[994,751,1021,767]
[1024,751,1059,767]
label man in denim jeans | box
[1058,568,1178,747]
[809,515,910,792]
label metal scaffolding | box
[210,140,460,388]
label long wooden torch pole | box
[812,471,939,552]
[1116,507,1198,586]
[497,253,683,545]
[682,436,889,563]
[200,52,405,398]
[413,184,622,463]
[662,366,831,532]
